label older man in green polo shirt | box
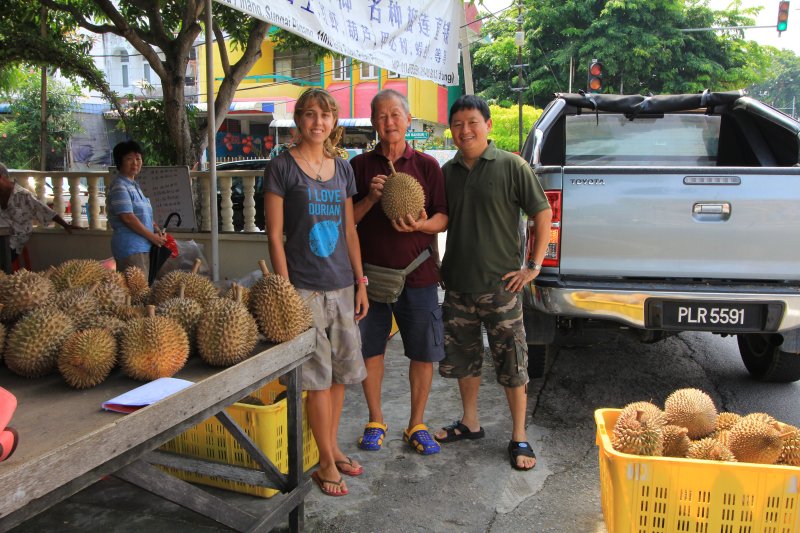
[434,95,552,471]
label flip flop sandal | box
[435,420,485,444]
[403,424,441,455]
[358,421,388,451]
[335,456,364,476]
[311,470,348,497]
[508,440,537,471]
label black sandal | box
[435,420,485,443]
[508,440,537,471]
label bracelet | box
[355,276,369,286]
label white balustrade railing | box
[8,169,265,233]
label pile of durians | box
[611,388,799,466]
[0,258,312,389]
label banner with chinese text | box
[214,0,461,86]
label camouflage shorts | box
[439,287,529,388]
[296,286,367,390]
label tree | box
[487,104,542,152]
[748,48,800,118]
[0,1,327,166]
[0,72,81,170]
[473,0,772,106]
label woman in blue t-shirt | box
[265,88,368,497]
[107,141,166,278]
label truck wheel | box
[737,334,800,383]
[528,344,556,379]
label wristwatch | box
[527,259,542,271]
[355,276,369,286]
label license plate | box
[650,301,766,332]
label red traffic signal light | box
[777,1,790,33]
[588,60,603,93]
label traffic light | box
[777,1,790,34]
[587,59,603,93]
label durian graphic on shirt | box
[309,219,341,257]
[307,186,343,258]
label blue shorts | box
[359,284,445,362]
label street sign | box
[405,131,430,140]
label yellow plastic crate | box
[595,409,800,533]
[160,380,319,498]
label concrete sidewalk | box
[10,331,605,532]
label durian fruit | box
[0,269,55,321]
[380,160,426,221]
[150,259,218,306]
[776,423,800,466]
[4,308,75,378]
[50,259,108,291]
[123,265,150,305]
[102,269,129,293]
[612,401,666,456]
[249,260,313,343]
[713,430,731,447]
[716,412,742,432]
[94,281,129,315]
[727,417,785,464]
[740,412,780,429]
[115,296,146,321]
[156,285,203,349]
[93,314,127,338]
[664,388,718,439]
[119,305,189,381]
[58,328,117,389]
[197,285,258,366]
[661,425,691,458]
[223,283,250,308]
[49,283,101,330]
[687,438,737,462]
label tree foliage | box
[487,104,542,152]
[0,1,283,165]
[473,0,775,106]
[0,72,82,170]
[748,48,800,118]
[117,99,200,167]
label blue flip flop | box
[404,424,441,455]
[358,421,388,451]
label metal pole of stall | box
[205,0,219,281]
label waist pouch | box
[363,249,431,304]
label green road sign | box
[405,131,430,140]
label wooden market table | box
[0,329,315,532]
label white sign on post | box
[213,0,461,86]
[109,166,198,231]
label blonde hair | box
[294,88,345,158]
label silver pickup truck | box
[521,91,800,382]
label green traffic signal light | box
[777,1,790,33]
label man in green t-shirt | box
[434,95,552,471]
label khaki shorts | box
[115,252,149,280]
[439,287,529,388]
[297,286,367,390]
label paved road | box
[10,329,799,532]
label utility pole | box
[514,0,525,152]
[40,6,47,172]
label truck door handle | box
[693,202,731,221]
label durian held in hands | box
[381,160,426,222]
[249,260,313,343]
[610,387,800,466]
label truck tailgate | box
[559,167,800,280]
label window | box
[332,57,351,81]
[360,63,377,80]
[143,64,151,84]
[116,50,129,88]
[274,50,321,84]
[387,71,401,79]
[565,114,720,166]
